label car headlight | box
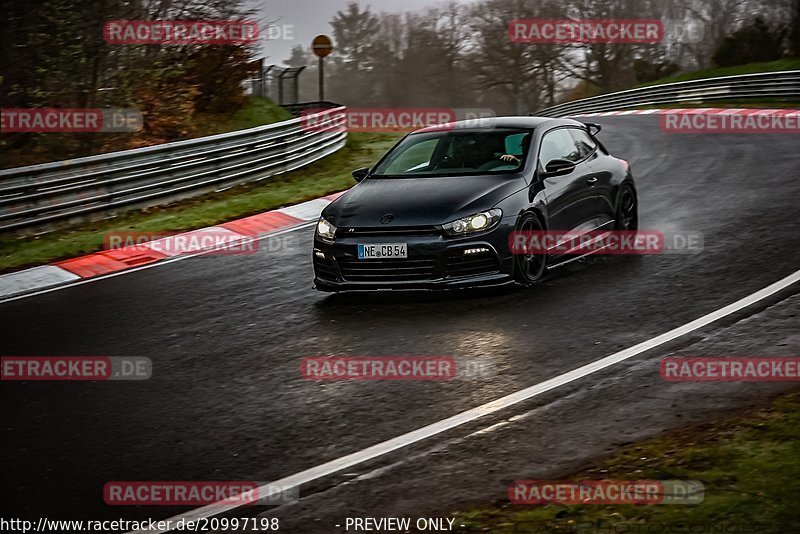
[316,216,337,242]
[442,209,502,236]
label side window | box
[538,129,581,168]
[569,129,597,158]
[505,133,528,156]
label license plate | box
[358,243,408,260]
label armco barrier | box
[0,106,347,235]
[535,70,800,117]
[281,101,342,117]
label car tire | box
[614,185,638,231]
[513,212,547,286]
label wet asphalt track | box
[1,115,799,530]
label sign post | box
[312,35,333,102]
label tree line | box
[1,0,258,158]
[283,0,800,115]
[1,0,797,162]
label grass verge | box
[454,390,800,533]
[639,59,800,87]
[188,97,294,136]
[0,132,402,273]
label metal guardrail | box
[0,107,347,235]
[536,70,800,117]
[280,101,342,117]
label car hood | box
[322,175,525,228]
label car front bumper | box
[312,218,517,291]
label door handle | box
[586,177,598,185]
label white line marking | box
[0,265,80,297]
[0,222,316,305]
[131,269,800,533]
[277,198,331,220]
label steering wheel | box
[433,154,460,170]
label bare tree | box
[676,0,756,68]
[465,0,567,114]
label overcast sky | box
[249,0,474,65]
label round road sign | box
[312,35,333,58]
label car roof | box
[415,115,584,133]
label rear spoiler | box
[583,122,602,135]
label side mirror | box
[585,123,602,136]
[543,159,576,177]
[352,167,369,183]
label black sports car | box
[313,116,637,291]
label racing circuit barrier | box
[535,70,800,117]
[0,106,347,235]
[280,101,343,117]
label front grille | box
[445,251,500,278]
[338,258,438,282]
[337,226,441,237]
[314,255,340,281]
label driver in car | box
[499,133,531,165]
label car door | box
[568,128,615,228]
[537,128,598,236]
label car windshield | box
[372,128,533,177]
